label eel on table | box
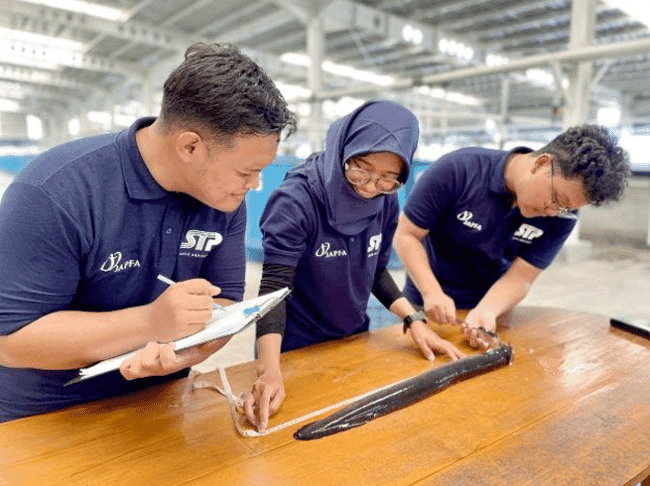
[294,344,513,440]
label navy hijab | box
[300,100,419,235]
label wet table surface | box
[1,306,649,486]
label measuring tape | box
[192,367,417,437]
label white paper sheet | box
[65,288,290,385]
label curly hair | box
[159,42,296,143]
[534,125,630,205]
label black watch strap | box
[403,310,426,334]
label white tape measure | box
[193,367,416,437]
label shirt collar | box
[119,117,170,201]
[488,146,533,197]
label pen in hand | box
[156,274,224,312]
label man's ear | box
[531,153,553,173]
[176,131,204,163]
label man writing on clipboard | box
[0,43,295,423]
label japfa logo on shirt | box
[100,251,141,273]
[314,241,348,258]
[457,210,482,231]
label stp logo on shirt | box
[513,224,544,243]
[181,230,223,252]
[367,234,382,257]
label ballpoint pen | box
[156,274,224,313]
[65,285,290,386]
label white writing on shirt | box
[100,251,141,273]
[181,230,223,252]
[367,234,382,257]
[315,242,348,258]
[513,223,544,243]
[457,210,482,231]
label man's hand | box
[146,278,220,342]
[119,337,230,380]
[461,308,497,349]
[408,319,466,362]
[422,291,457,325]
[243,368,285,431]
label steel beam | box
[418,37,650,86]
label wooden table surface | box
[1,306,649,486]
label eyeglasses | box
[550,164,571,216]
[344,160,403,194]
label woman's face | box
[344,151,404,199]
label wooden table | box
[1,306,649,486]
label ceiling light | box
[438,38,474,62]
[486,53,510,66]
[601,1,650,28]
[322,97,366,119]
[0,99,21,112]
[19,0,128,21]
[597,106,621,126]
[525,68,555,89]
[485,118,497,131]
[280,53,311,67]
[113,114,137,127]
[280,52,395,86]
[87,111,112,126]
[402,25,423,45]
[275,82,312,102]
[27,115,43,140]
[322,61,395,86]
[69,118,81,137]
[0,27,84,51]
[416,85,482,106]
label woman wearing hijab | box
[244,100,464,431]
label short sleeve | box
[520,215,577,270]
[0,182,85,334]
[259,185,314,268]
[199,203,247,302]
[403,156,459,231]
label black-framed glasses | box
[550,164,571,216]
[344,161,403,194]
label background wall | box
[579,177,649,247]
[3,156,649,252]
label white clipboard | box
[65,288,290,385]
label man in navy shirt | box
[0,43,295,422]
[394,125,629,348]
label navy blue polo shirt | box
[0,117,246,422]
[403,147,576,308]
[260,172,398,351]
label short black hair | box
[159,42,296,143]
[534,125,630,205]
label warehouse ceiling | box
[1,0,650,145]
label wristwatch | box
[403,310,426,334]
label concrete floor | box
[193,241,650,372]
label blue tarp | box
[0,155,34,174]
